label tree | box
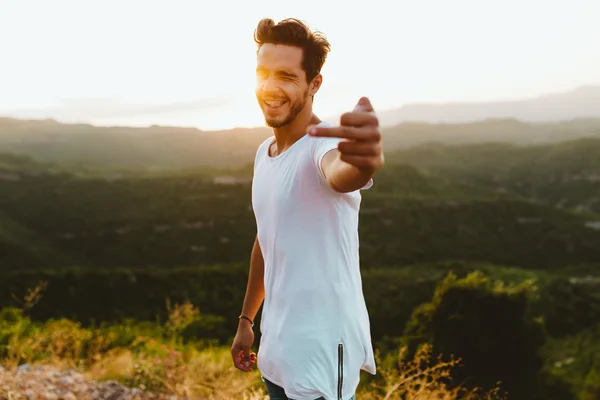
[402,271,545,399]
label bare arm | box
[309,97,384,193]
[231,235,264,371]
[239,235,265,324]
[321,149,376,193]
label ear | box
[309,74,323,96]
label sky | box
[1,0,599,130]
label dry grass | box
[81,345,266,399]
[1,283,506,399]
[358,345,506,400]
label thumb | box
[242,346,251,365]
[354,97,374,113]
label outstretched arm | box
[309,97,384,193]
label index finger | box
[309,126,378,141]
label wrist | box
[238,314,254,328]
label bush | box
[402,271,545,399]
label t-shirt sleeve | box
[311,137,374,191]
[312,137,342,182]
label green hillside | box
[0,117,269,169]
[0,210,80,268]
[1,155,599,271]
[2,117,600,169]
[388,138,600,214]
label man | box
[231,17,384,400]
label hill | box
[375,85,600,126]
[1,149,599,271]
[0,117,270,169]
[1,115,600,169]
[380,118,600,149]
[387,138,600,214]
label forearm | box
[239,236,265,326]
[326,154,374,193]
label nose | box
[258,74,279,94]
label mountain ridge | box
[372,85,600,126]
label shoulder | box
[255,136,274,162]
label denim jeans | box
[263,377,357,400]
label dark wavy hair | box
[254,18,331,82]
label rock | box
[0,363,180,400]
[59,375,75,386]
[17,363,31,374]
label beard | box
[263,89,309,128]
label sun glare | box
[0,0,598,130]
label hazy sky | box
[1,0,599,130]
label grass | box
[0,283,505,399]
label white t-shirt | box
[252,122,376,400]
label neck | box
[272,104,321,155]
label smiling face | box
[255,43,321,128]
